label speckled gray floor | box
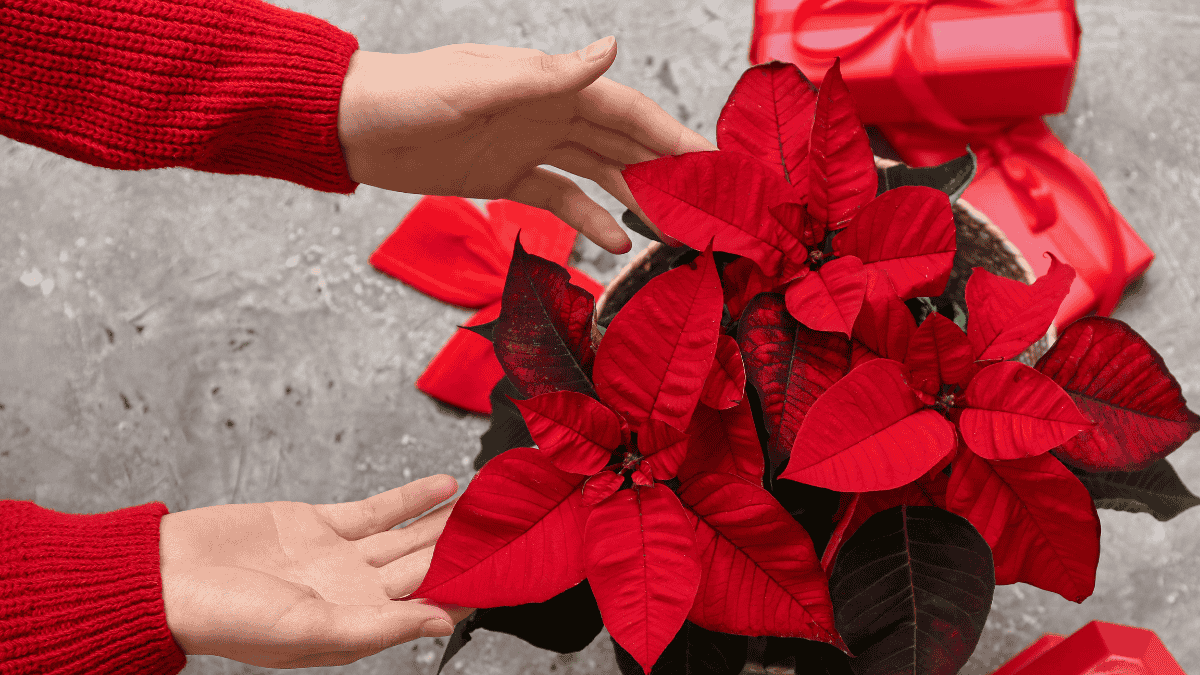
[1,0,1198,673]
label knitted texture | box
[0,0,360,193]
[0,501,187,675]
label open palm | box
[159,475,469,669]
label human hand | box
[337,37,717,254]
[159,475,472,668]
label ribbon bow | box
[370,196,604,414]
[789,0,1037,133]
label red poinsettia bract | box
[623,60,955,338]
[416,248,844,674]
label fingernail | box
[583,36,615,62]
[421,618,453,638]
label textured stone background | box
[1,0,1198,673]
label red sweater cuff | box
[0,0,360,193]
[0,501,187,675]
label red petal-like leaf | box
[780,359,956,492]
[515,391,622,475]
[784,256,867,337]
[852,268,916,362]
[678,399,766,486]
[820,493,860,576]
[769,202,825,250]
[832,186,955,299]
[416,447,587,606]
[640,418,691,481]
[946,451,1100,602]
[680,473,845,649]
[960,361,1093,460]
[904,313,975,395]
[583,471,623,507]
[623,151,806,279]
[586,485,701,674]
[494,236,598,398]
[632,463,655,486]
[806,60,877,231]
[716,61,817,192]
[737,293,851,462]
[594,248,723,431]
[1036,317,1200,471]
[722,257,783,321]
[701,335,747,410]
[966,254,1075,361]
[822,471,950,575]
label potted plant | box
[412,61,1200,675]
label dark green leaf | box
[436,611,477,674]
[770,476,841,558]
[472,580,604,653]
[623,209,664,244]
[613,621,748,675]
[475,377,533,470]
[763,637,854,675]
[876,150,977,203]
[1066,457,1200,521]
[493,236,598,398]
[462,318,498,343]
[829,505,994,675]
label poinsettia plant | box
[413,60,1200,675]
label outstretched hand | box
[159,475,471,669]
[337,37,717,254]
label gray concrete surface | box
[1,0,1197,673]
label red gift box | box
[991,621,1185,675]
[751,0,1081,127]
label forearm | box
[0,500,186,675]
[0,0,359,193]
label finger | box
[578,76,718,157]
[543,145,678,246]
[506,166,632,254]
[315,475,458,540]
[444,37,617,112]
[379,546,436,599]
[357,501,454,567]
[566,117,662,166]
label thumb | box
[524,36,617,97]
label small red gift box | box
[751,0,1081,127]
[991,621,1185,675]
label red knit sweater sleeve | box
[0,0,359,193]
[0,501,187,675]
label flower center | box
[935,391,957,414]
[808,249,825,265]
[621,450,643,473]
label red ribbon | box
[370,196,604,414]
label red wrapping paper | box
[370,197,604,414]
[751,0,1081,127]
[991,621,1185,675]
